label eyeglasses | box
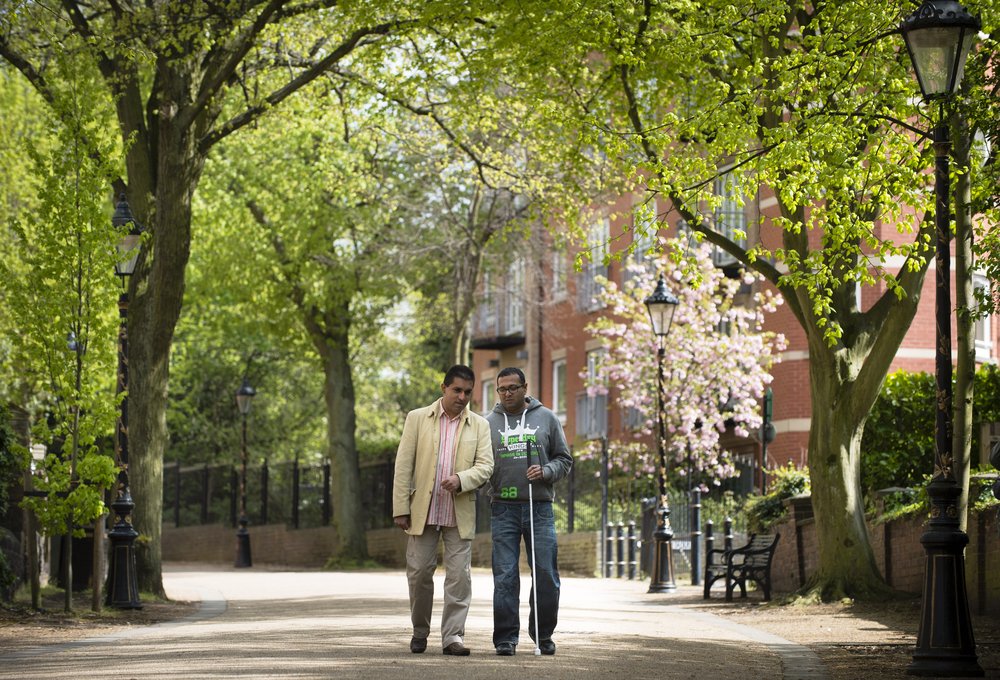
[496,385,525,395]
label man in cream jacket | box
[392,364,494,656]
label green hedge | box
[861,365,1000,495]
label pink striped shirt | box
[426,411,461,527]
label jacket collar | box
[431,397,467,422]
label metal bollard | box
[616,522,625,578]
[705,519,714,559]
[690,489,702,586]
[724,516,733,552]
[627,521,637,580]
[605,523,614,578]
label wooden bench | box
[703,533,780,601]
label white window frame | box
[481,379,493,416]
[479,272,497,336]
[575,349,607,439]
[588,218,611,264]
[552,250,568,301]
[974,274,992,361]
[627,211,659,284]
[552,358,567,424]
[578,218,610,312]
[713,173,747,268]
[506,260,524,334]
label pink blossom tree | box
[584,239,786,488]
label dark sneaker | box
[539,640,556,656]
[410,637,427,654]
[443,642,470,656]
[496,642,516,656]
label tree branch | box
[199,20,409,153]
[334,69,509,189]
[61,0,115,81]
[0,39,56,108]
[184,0,288,132]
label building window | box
[552,250,568,301]
[717,316,732,338]
[506,260,524,334]
[552,359,567,424]
[577,218,610,312]
[713,173,747,268]
[575,350,607,439]
[481,379,493,416]
[626,210,658,285]
[475,272,498,336]
[975,274,992,360]
[623,406,644,431]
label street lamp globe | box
[112,194,143,279]
[236,377,256,415]
[901,0,981,100]
[644,274,679,338]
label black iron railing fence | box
[163,451,744,537]
[163,458,393,530]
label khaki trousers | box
[406,525,472,648]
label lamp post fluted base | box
[105,491,142,609]
[234,515,252,568]
[647,507,676,593]
[907,478,982,677]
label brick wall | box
[165,507,1000,615]
[163,523,600,576]
[765,499,1000,616]
[162,523,340,567]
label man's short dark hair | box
[444,364,475,386]
[496,367,525,385]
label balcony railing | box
[471,292,525,349]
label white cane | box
[527,441,542,656]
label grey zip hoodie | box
[486,397,573,503]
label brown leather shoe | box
[410,637,427,653]
[442,642,470,656]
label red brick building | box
[469,188,999,492]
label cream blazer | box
[392,399,494,540]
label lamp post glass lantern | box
[106,194,143,609]
[113,198,142,279]
[901,0,980,100]
[235,377,256,568]
[899,2,983,676]
[644,274,679,593]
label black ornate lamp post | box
[234,377,256,568]
[898,2,982,676]
[106,194,143,609]
[760,388,775,493]
[644,274,679,593]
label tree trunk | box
[126,105,201,596]
[314,309,366,561]
[952,113,975,532]
[789,246,929,600]
[804,347,893,599]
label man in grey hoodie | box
[486,367,573,657]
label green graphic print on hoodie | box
[486,397,573,503]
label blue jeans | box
[491,501,560,647]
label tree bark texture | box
[125,80,203,594]
[805,348,887,598]
[952,112,975,532]
[316,316,366,560]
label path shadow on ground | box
[2,621,782,680]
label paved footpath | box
[1,563,827,680]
